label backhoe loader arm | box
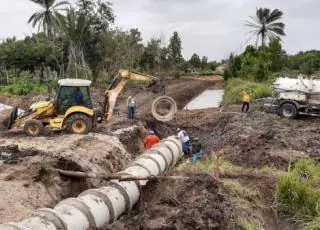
[101,69,157,122]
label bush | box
[275,159,320,228]
[222,78,272,105]
[0,73,48,95]
[223,69,232,81]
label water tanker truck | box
[267,75,320,118]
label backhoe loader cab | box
[56,79,93,114]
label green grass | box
[275,159,320,228]
[302,216,320,230]
[236,217,264,230]
[222,78,272,105]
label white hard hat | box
[176,128,181,132]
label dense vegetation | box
[0,0,219,91]
[0,2,320,99]
[276,159,320,229]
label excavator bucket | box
[0,105,18,131]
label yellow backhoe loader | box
[2,69,176,136]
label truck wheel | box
[280,103,297,119]
[24,119,44,136]
[67,114,92,134]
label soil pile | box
[111,172,234,230]
[0,130,141,223]
[0,93,46,110]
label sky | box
[0,0,319,61]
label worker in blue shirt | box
[72,87,84,105]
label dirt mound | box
[0,93,46,110]
[0,130,142,223]
[112,125,147,156]
[111,172,234,230]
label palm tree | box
[28,0,70,38]
[245,8,286,47]
[57,9,92,78]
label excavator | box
[2,69,177,136]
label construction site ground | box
[0,77,318,229]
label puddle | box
[184,89,224,110]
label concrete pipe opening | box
[151,96,177,122]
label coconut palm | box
[28,0,70,37]
[246,8,286,47]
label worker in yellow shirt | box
[242,90,252,113]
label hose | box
[151,96,177,122]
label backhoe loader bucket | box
[0,107,17,130]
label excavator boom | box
[101,69,158,122]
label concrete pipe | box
[151,96,177,122]
[0,136,182,230]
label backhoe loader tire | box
[280,103,297,119]
[67,114,92,135]
[151,96,177,122]
[24,119,44,136]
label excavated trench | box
[0,125,148,223]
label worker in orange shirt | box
[144,130,160,149]
[241,89,252,113]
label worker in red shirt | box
[144,130,160,149]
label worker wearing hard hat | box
[242,89,252,113]
[144,130,160,149]
[177,128,190,155]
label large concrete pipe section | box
[151,96,177,122]
[0,136,182,230]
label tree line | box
[0,0,220,85]
[0,3,319,87]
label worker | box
[144,130,160,149]
[127,95,134,119]
[72,87,84,105]
[132,96,137,118]
[241,89,252,113]
[177,128,190,155]
[191,137,204,163]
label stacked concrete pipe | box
[0,136,182,230]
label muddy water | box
[184,89,224,110]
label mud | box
[111,172,234,230]
[151,108,319,170]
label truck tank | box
[273,76,320,104]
